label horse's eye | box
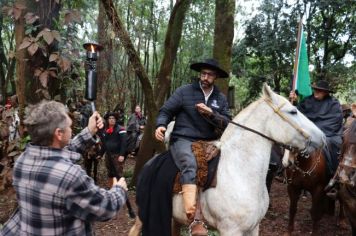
[289,109,297,115]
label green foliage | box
[233,0,355,108]
[180,227,219,236]
[1,0,354,112]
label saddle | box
[173,140,221,194]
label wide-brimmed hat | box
[311,80,334,93]
[104,111,118,120]
[190,58,229,78]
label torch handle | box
[90,101,96,112]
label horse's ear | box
[262,83,273,100]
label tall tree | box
[13,1,29,127]
[233,0,355,107]
[0,8,16,102]
[100,0,192,184]
[97,0,113,112]
[213,0,235,95]
[305,0,355,84]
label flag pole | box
[292,19,303,92]
[291,18,303,103]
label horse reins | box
[228,120,296,151]
[228,98,311,152]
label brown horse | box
[335,120,356,235]
[283,147,334,235]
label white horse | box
[129,83,325,236]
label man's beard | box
[200,81,213,89]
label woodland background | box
[0,0,355,182]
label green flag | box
[293,24,312,101]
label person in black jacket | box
[99,112,127,188]
[126,105,146,155]
[155,58,231,235]
[290,80,343,176]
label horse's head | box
[261,83,325,154]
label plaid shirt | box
[0,128,127,236]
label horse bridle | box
[229,98,311,153]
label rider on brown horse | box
[290,80,343,176]
[155,58,231,236]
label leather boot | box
[181,184,197,221]
[189,194,208,236]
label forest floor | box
[0,156,352,235]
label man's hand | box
[113,177,128,191]
[196,103,213,116]
[88,111,104,135]
[155,126,166,142]
[289,91,298,103]
[118,156,125,162]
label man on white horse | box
[155,58,231,235]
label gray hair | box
[24,100,69,146]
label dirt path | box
[0,157,352,235]
[93,180,351,236]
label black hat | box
[104,111,118,120]
[190,58,229,78]
[311,80,334,93]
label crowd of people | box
[0,57,354,235]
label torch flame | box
[90,44,95,53]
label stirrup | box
[189,219,208,236]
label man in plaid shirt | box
[0,101,127,236]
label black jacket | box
[98,125,127,156]
[298,95,343,138]
[156,81,231,141]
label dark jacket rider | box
[155,58,231,236]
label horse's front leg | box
[246,224,259,236]
[336,200,349,229]
[286,184,302,235]
[310,186,325,236]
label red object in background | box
[106,127,114,134]
[5,97,12,109]
[5,104,11,109]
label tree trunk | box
[14,0,28,132]
[97,1,113,113]
[0,12,7,101]
[101,0,191,185]
[37,0,60,28]
[37,0,61,101]
[154,0,191,107]
[213,0,235,95]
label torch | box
[83,43,136,218]
[83,42,103,112]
